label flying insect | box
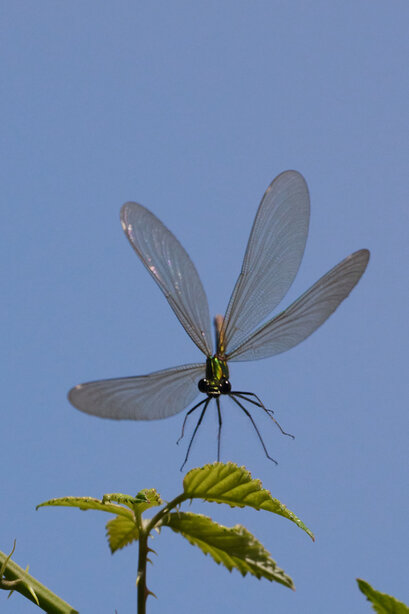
[68,171,369,468]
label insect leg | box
[232,391,294,439]
[229,394,278,464]
[216,396,222,462]
[180,398,211,471]
[233,391,274,414]
[177,397,208,445]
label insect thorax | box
[198,356,231,397]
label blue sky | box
[1,2,408,612]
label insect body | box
[175,318,289,469]
[199,355,231,397]
[68,171,369,468]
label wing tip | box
[67,384,82,407]
[275,169,309,190]
[120,201,148,226]
[351,248,370,272]
[266,169,307,187]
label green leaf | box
[163,511,294,589]
[37,496,133,519]
[133,488,163,514]
[183,462,314,540]
[101,489,161,514]
[38,488,161,517]
[102,492,147,509]
[357,579,409,613]
[106,515,139,553]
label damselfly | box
[68,171,369,468]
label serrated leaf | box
[183,462,314,541]
[357,579,409,613]
[106,515,139,553]
[133,488,163,514]
[102,493,148,510]
[36,496,133,519]
[163,511,294,589]
[102,489,162,513]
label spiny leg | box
[177,397,208,445]
[180,398,211,472]
[216,396,222,462]
[232,391,294,439]
[229,394,278,464]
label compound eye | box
[220,380,231,394]
[198,379,208,393]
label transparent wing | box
[68,363,204,420]
[227,249,369,362]
[121,203,213,356]
[222,171,310,354]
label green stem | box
[137,530,148,614]
[145,493,186,535]
[136,493,186,614]
[0,549,78,613]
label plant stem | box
[136,493,186,613]
[0,549,78,613]
[137,530,148,614]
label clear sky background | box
[1,2,408,613]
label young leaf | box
[183,462,314,541]
[37,489,162,519]
[106,515,140,553]
[133,488,163,513]
[36,496,134,520]
[102,493,147,509]
[357,579,409,613]
[162,511,294,589]
[102,489,162,514]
